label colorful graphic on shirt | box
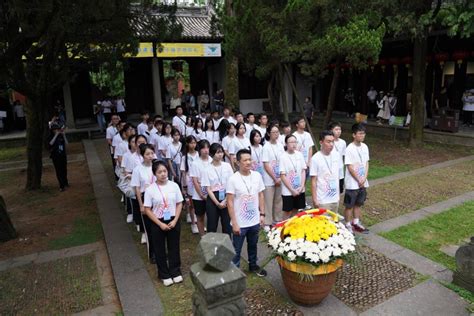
[270,160,280,178]
[323,174,338,199]
[357,164,365,178]
[252,161,264,176]
[288,170,300,189]
[153,197,168,218]
[240,194,257,223]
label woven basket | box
[277,257,342,306]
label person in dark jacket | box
[49,122,69,191]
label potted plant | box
[266,209,356,305]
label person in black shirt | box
[49,122,69,191]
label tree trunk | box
[25,97,48,190]
[278,65,289,122]
[267,70,280,117]
[0,195,17,242]
[324,58,342,128]
[409,34,428,147]
[283,64,317,149]
[224,56,240,110]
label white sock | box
[353,218,360,225]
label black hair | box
[235,122,246,136]
[186,115,194,126]
[152,159,169,175]
[175,105,183,111]
[285,134,297,144]
[209,143,224,157]
[235,111,243,117]
[127,134,137,150]
[141,110,149,116]
[265,123,279,141]
[246,112,254,119]
[171,127,181,137]
[236,148,251,162]
[259,113,268,121]
[250,129,262,146]
[293,116,305,126]
[280,120,290,128]
[154,119,163,127]
[218,119,230,141]
[139,143,155,157]
[193,117,203,133]
[204,118,215,132]
[327,121,342,130]
[120,123,133,136]
[153,114,162,121]
[161,122,172,136]
[319,130,334,141]
[197,139,210,154]
[183,135,197,172]
[135,134,147,145]
[352,123,366,134]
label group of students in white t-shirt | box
[105,107,370,287]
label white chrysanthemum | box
[318,240,327,250]
[277,247,285,254]
[332,247,342,257]
[296,249,304,257]
[287,251,296,261]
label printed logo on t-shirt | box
[271,160,280,178]
[240,194,258,223]
[288,170,300,189]
[323,174,338,199]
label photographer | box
[48,122,69,191]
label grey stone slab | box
[370,210,430,233]
[35,242,101,264]
[422,192,474,215]
[83,140,163,316]
[256,242,357,316]
[361,234,406,255]
[440,244,460,258]
[361,280,470,316]
[0,253,38,272]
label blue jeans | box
[232,224,260,270]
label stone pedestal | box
[453,236,474,292]
[191,233,246,315]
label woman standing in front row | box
[144,160,183,286]
[131,144,156,262]
[202,143,233,236]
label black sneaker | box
[250,266,267,277]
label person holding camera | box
[48,122,69,191]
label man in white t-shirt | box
[328,121,347,194]
[172,106,187,136]
[101,99,114,124]
[244,112,257,139]
[222,107,237,125]
[255,114,268,137]
[310,130,342,213]
[137,111,150,136]
[106,114,121,172]
[115,97,127,121]
[227,148,267,277]
[344,123,370,234]
[292,117,315,167]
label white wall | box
[239,98,268,114]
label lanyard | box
[156,183,168,209]
[253,146,262,162]
[213,164,223,185]
[356,147,364,163]
[239,173,252,194]
[288,153,298,172]
[323,154,333,175]
[270,143,279,160]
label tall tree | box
[0,0,180,190]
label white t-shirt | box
[333,138,347,180]
[344,143,370,190]
[278,134,288,146]
[213,117,223,130]
[261,141,285,186]
[189,157,212,200]
[123,152,142,173]
[101,100,112,113]
[293,131,314,163]
[185,126,194,137]
[227,171,265,228]
[13,104,25,117]
[223,116,237,125]
[158,135,172,152]
[150,133,161,152]
[137,122,148,136]
[201,162,234,192]
[310,151,341,204]
[279,151,307,196]
[106,125,117,141]
[114,138,128,159]
[250,145,265,177]
[144,182,184,219]
[245,123,257,138]
[112,133,123,149]
[131,164,155,193]
[255,125,267,138]
[181,152,199,196]
[202,130,219,144]
[172,115,187,136]
[166,142,183,165]
[192,129,204,141]
[116,99,126,112]
[229,136,251,155]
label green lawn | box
[380,201,474,271]
[368,159,411,180]
[0,146,25,162]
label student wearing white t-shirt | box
[229,123,251,167]
[137,111,149,136]
[227,149,267,277]
[123,135,146,175]
[221,122,237,169]
[131,144,157,261]
[115,98,126,121]
[344,124,370,234]
[119,135,138,224]
[165,129,182,183]
[114,123,135,169]
[180,135,199,234]
[280,135,307,219]
[106,114,120,172]
[222,107,237,125]
[262,124,284,226]
[328,121,347,194]
[278,121,291,146]
[189,140,212,236]
[192,117,204,141]
[203,118,219,144]
[250,130,265,178]
[201,143,233,236]
[310,131,342,213]
[144,160,184,287]
[256,114,268,138]
[292,117,314,167]
[158,123,173,158]
[244,113,257,139]
[172,106,187,136]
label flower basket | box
[266,209,356,306]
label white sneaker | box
[172,275,183,283]
[191,224,199,234]
[345,223,354,234]
[136,225,140,232]
[126,214,133,223]
[163,278,174,286]
[186,213,192,223]
[121,196,124,203]
[141,233,147,244]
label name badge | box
[163,210,171,221]
[358,166,365,177]
[329,179,337,190]
[246,199,257,213]
[218,189,225,200]
[256,164,264,175]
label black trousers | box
[206,193,231,237]
[150,217,181,280]
[131,198,144,232]
[140,193,155,260]
[51,153,68,189]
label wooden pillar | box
[62,82,75,128]
[151,57,163,116]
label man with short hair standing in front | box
[227,149,267,277]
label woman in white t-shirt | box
[192,118,204,141]
[180,135,199,234]
[184,116,194,138]
[280,134,307,219]
[250,129,264,178]
[158,122,173,158]
[165,128,182,183]
[124,135,147,176]
[119,135,137,224]
[262,124,284,227]
[201,143,233,236]
[131,144,156,261]
[221,122,236,167]
[144,160,184,287]
[229,123,251,169]
[203,118,219,145]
